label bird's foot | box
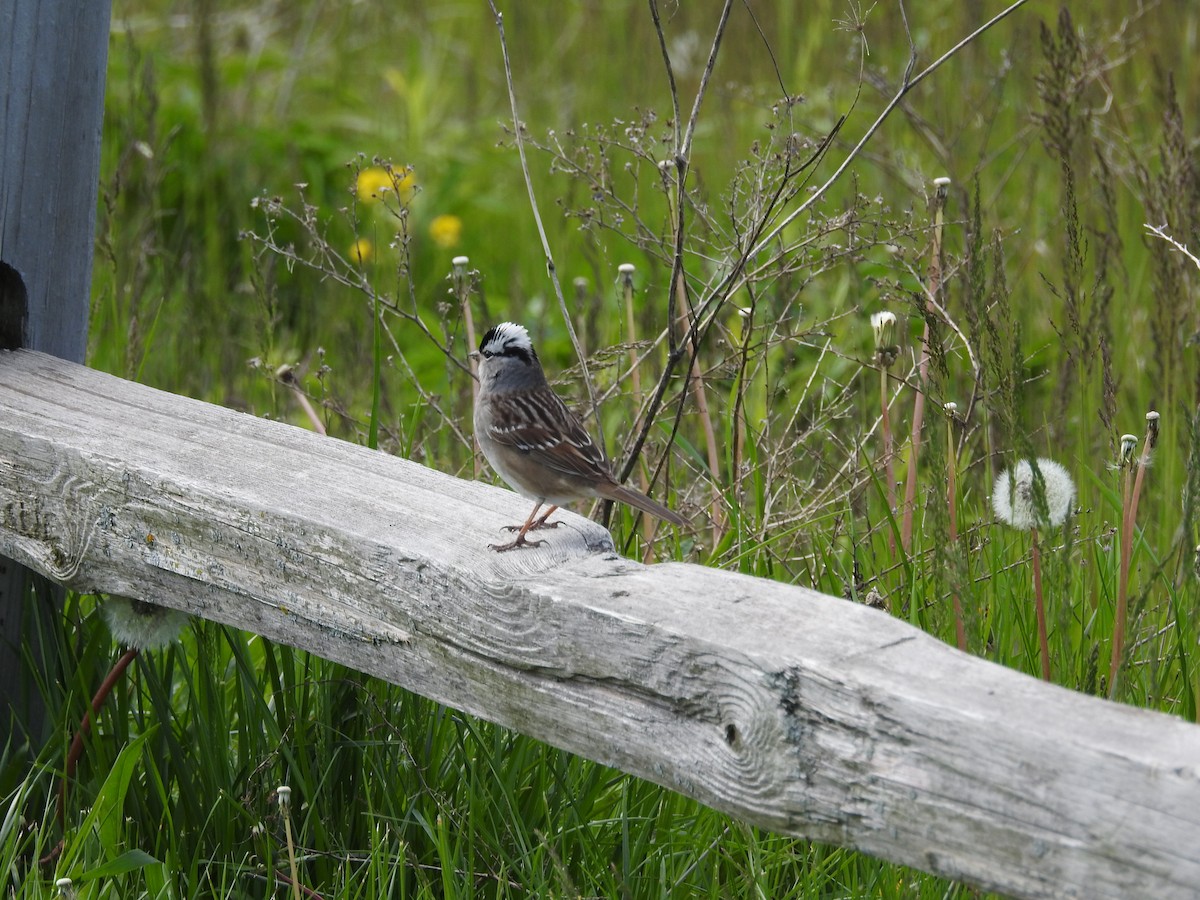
[503,518,560,533]
[489,533,545,552]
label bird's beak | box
[468,351,480,362]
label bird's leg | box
[490,502,546,552]
[529,505,561,530]
[502,504,560,532]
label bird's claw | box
[502,519,561,533]
[489,535,545,552]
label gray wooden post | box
[0,0,112,742]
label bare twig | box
[486,0,601,444]
[1144,222,1200,271]
[627,0,1029,505]
[747,0,1031,261]
[616,0,734,495]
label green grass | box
[8,0,1200,896]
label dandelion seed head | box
[103,597,190,651]
[992,458,1075,530]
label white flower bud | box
[1145,410,1160,450]
[871,310,898,367]
[871,311,896,348]
[1119,434,1138,467]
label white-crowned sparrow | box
[472,321,686,551]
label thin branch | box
[616,1,734,488]
[487,1,601,446]
[747,0,1032,260]
[1145,222,1200,271]
[680,0,734,161]
[648,0,682,151]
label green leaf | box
[76,848,161,880]
[63,726,157,872]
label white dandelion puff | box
[103,597,190,651]
[992,458,1075,530]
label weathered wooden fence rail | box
[2,349,1198,899]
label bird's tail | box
[600,483,687,527]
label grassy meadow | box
[5,0,1200,895]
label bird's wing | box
[485,385,612,481]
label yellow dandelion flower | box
[356,166,417,204]
[356,167,391,203]
[350,237,374,264]
[429,214,462,249]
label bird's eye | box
[482,349,493,358]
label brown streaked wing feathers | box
[486,385,612,481]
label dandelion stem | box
[281,795,302,900]
[1030,527,1051,681]
[1110,417,1158,696]
[900,180,949,552]
[454,257,479,478]
[880,366,897,558]
[946,405,967,651]
[43,647,141,865]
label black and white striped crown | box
[480,322,534,360]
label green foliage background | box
[6,1,1200,896]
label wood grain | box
[2,349,1198,899]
